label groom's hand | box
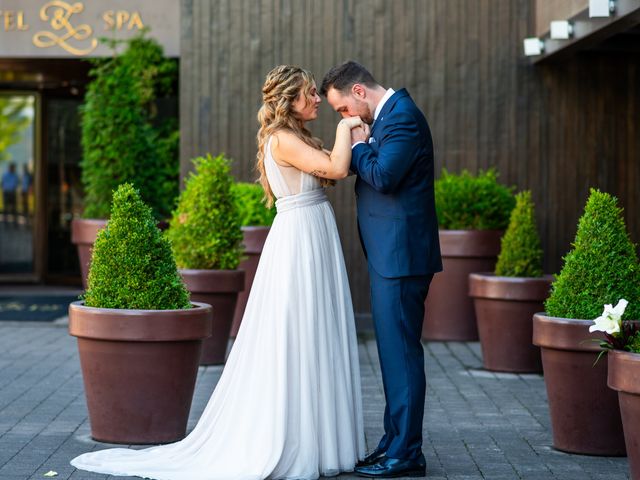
[351,124,369,145]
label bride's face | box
[292,83,321,122]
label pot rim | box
[608,349,640,394]
[69,300,213,341]
[69,299,212,315]
[179,268,245,275]
[532,312,606,351]
[71,218,108,244]
[438,229,504,234]
[438,229,503,258]
[179,269,245,293]
[241,225,271,231]
[469,272,554,301]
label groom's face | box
[325,86,374,125]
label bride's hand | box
[340,116,364,129]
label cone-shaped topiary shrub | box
[545,188,640,320]
[232,182,275,227]
[435,168,515,230]
[80,32,178,220]
[166,154,243,270]
[83,183,190,310]
[495,190,543,277]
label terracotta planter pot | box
[533,313,626,455]
[423,230,503,341]
[230,226,270,338]
[609,350,640,478]
[469,273,552,372]
[68,301,212,444]
[180,269,245,365]
[71,218,107,289]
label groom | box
[321,61,442,478]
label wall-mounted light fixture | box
[590,0,616,17]
[523,37,545,56]
[550,21,574,39]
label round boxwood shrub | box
[83,183,190,310]
[166,154,243,270]
[545,188,640,320]
[495,190,543,278]
[232,182,275,227]
[80,33,178,220]
[435,168,515,230]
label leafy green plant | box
[545,189,640,320]
[0,97,31,164]
[165,154,243,270]
[83,183,190,310]
[495,190,543,277]
[80,32,178,220]
[626,330,640,353]
[435,168,515,230]
[232,182,275,227]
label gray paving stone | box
[0,324,631,479]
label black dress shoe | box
[356,448,386,468]
[355,453,426,478]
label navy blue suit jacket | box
[351,88,442,279]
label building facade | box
[1,0,639,319]
[0,1,178,283]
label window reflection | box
[0,95,35,274]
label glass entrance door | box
[0,94,37,278]
[45,97,83,281]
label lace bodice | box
[264,135,321,199]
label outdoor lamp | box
[550,21,574,39]
[590,0,616,17]
[523,38,545,56]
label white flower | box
[589,298,628,334]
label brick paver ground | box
[0,321,630,479]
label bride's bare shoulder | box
[271,130,310,161]
[270,130,300,166]
[271,129,300,150]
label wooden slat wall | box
[534,0,588,36]
[180,0,640,315]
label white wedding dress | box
[70,136,365,480]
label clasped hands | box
[340,116,370,146]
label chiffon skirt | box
[71,189,365,480]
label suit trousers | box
[369,266,433,460]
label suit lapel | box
[370,88,408,138]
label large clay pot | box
[230,226,270,338]
[68,301,212,444]
[71,218,107,289]
[609,350,640,479]
[469,273,552,372]
[180,269,245,365]
[423,230,503,341]
[533,313,626,455]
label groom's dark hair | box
[320,61,377,96]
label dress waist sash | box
[275,189,328,213]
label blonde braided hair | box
[256,65,333,207]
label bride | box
[70,65,366,480]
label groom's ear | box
[351,83,366,99]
